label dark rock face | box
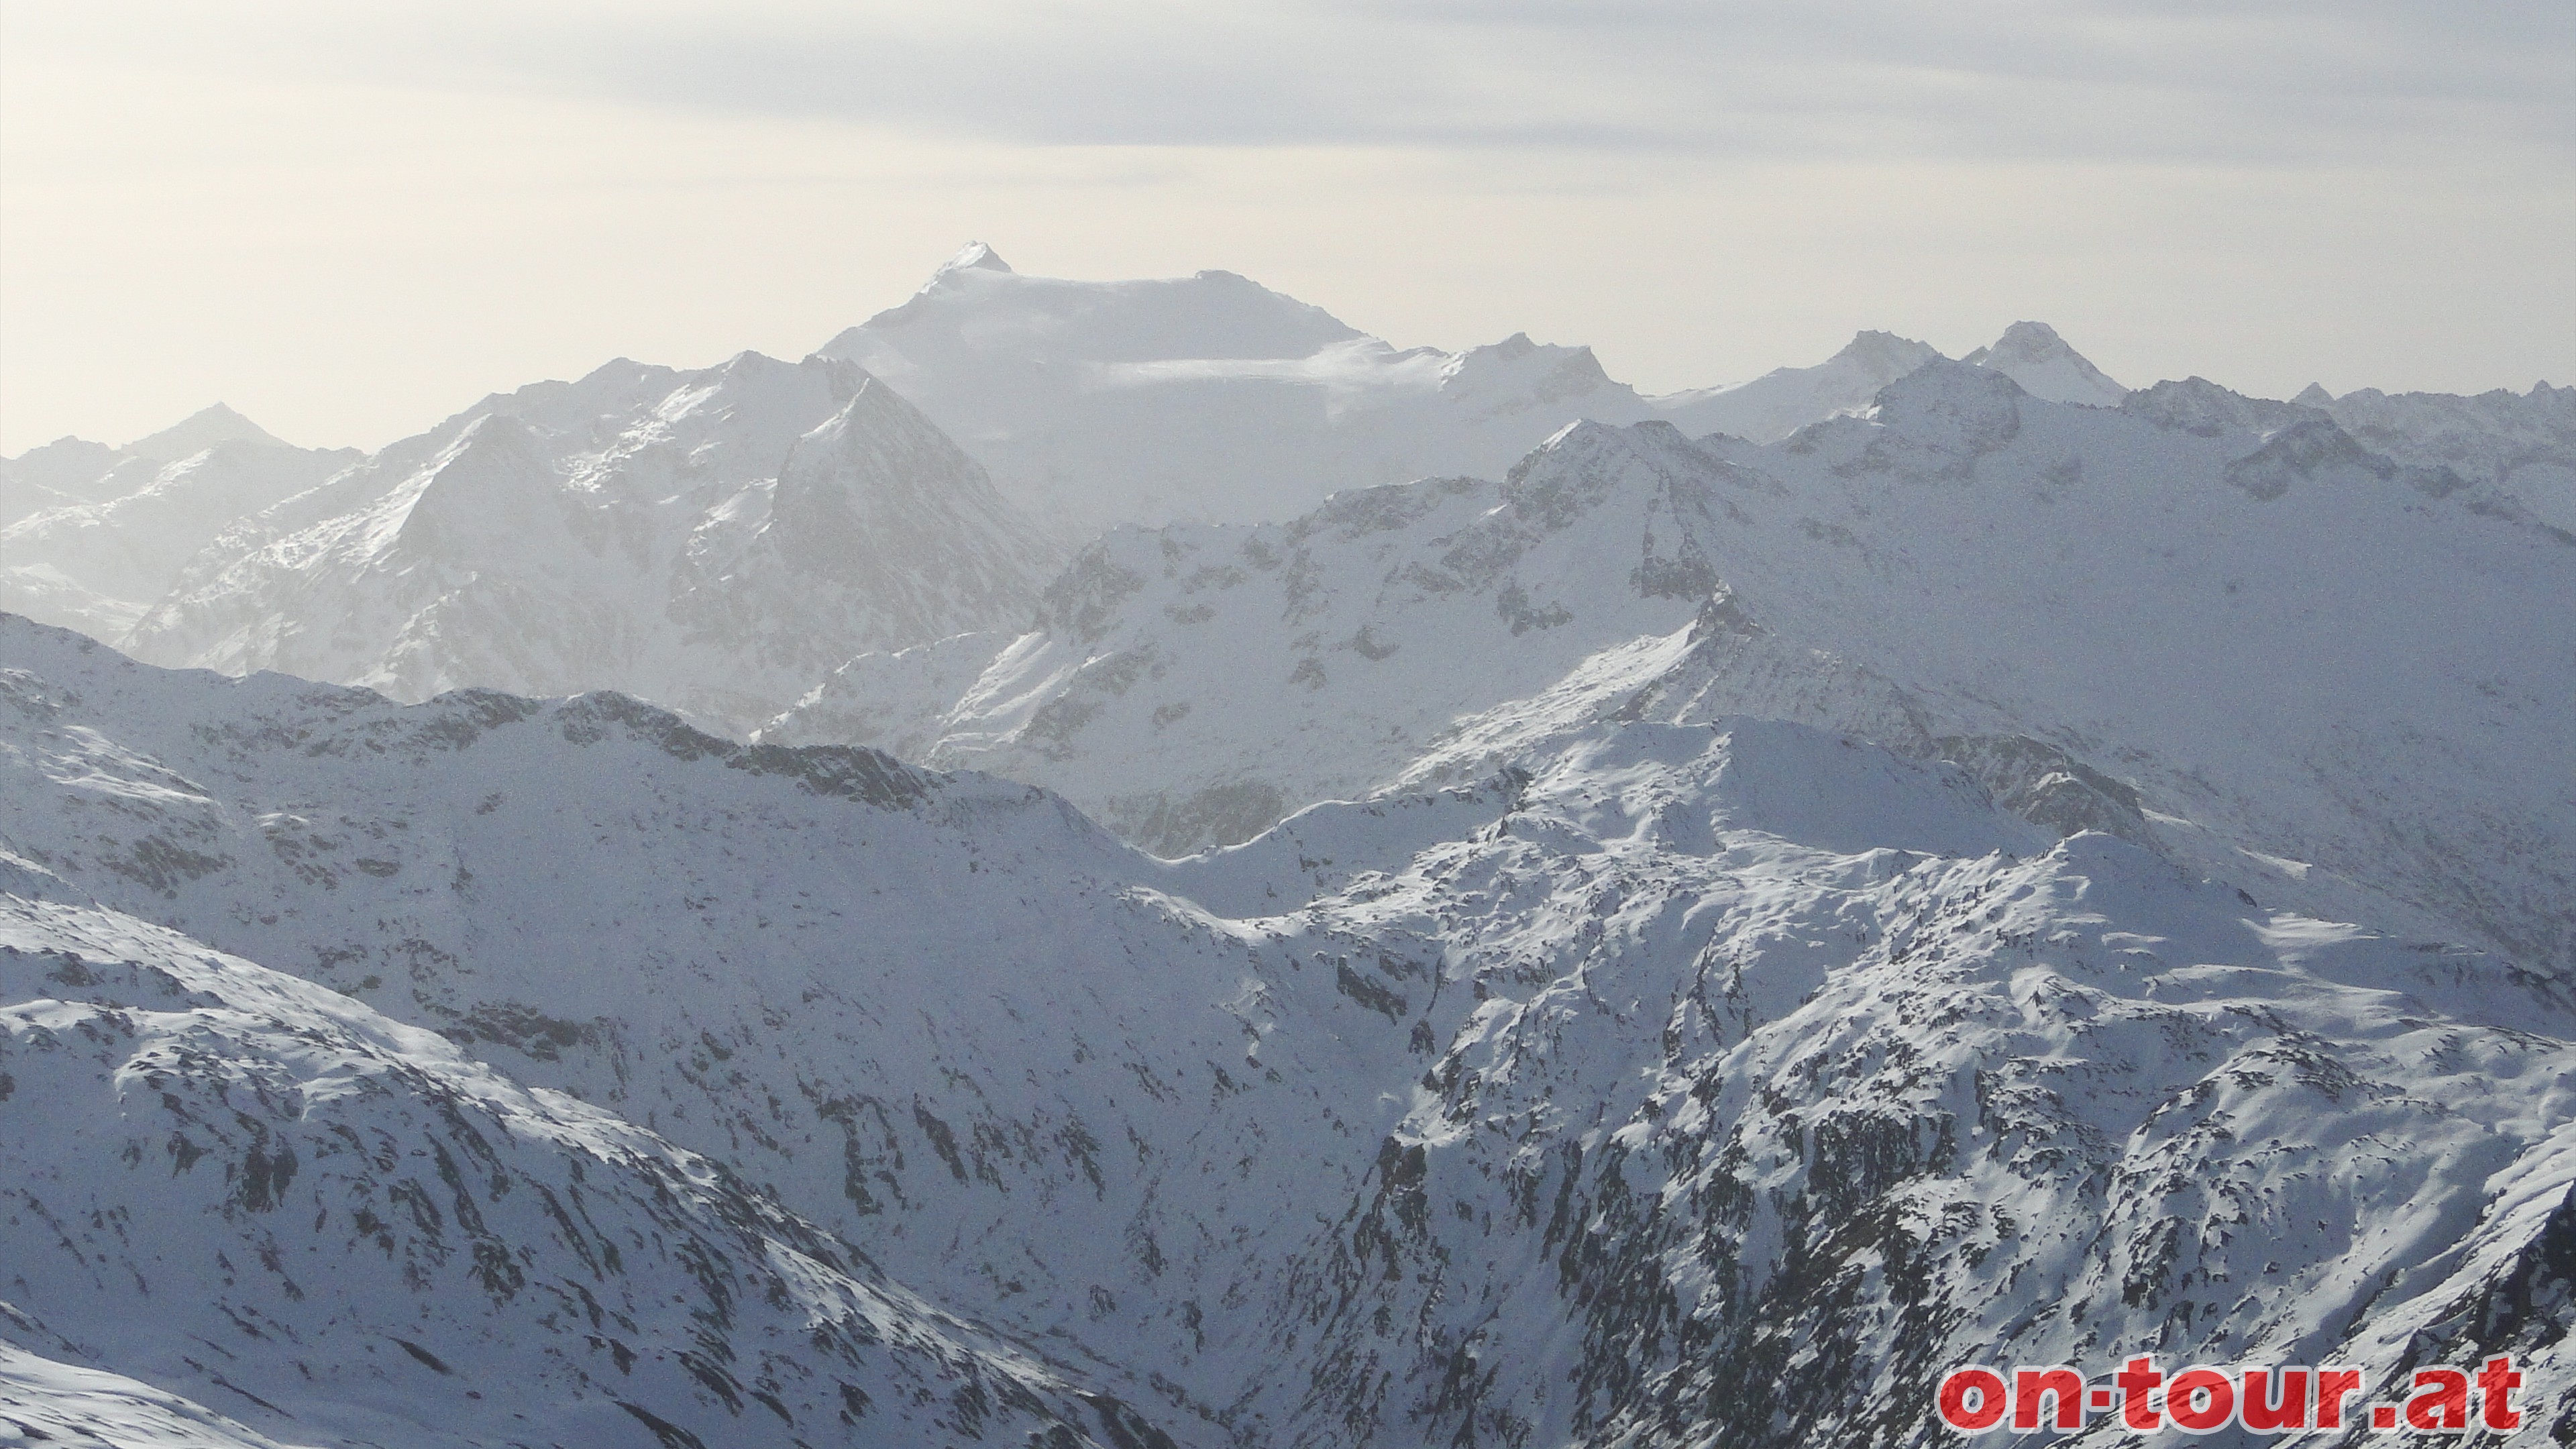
[1926,733,2151,843]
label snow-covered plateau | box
[1,247,2570,1445]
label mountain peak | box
[1960,321,2127,407]
[1974,320,2070,356]
[1832,329,1943,374]
[936,241,1013,278]
[123,402,287,462]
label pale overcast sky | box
[2,0,2569,453]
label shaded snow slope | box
[0,877,1193,1448]
[4,624,2571,1444]
[118,354,1057,735]
[0,617,1431,1432]
[1,1313,313,1449]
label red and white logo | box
[1935,1354,2522,1436]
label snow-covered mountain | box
[1,436,359,642]
[0,616,1411,1438]
[1650,329,1945,443]
[117,353,1058,736]
[815,243,1667,539]
[1240,726,2576,1444]
[1962,319,2131,405]
[2300,379,2576,534]
[1644,321,2131,443]
[5,250,2570,1444]
[0,403,352,644]
[1,404,290,519]
[767,364,2575,983]
[771,421,1732,851]
[3,616,2570,1445]
[816,254,2158,527]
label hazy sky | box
[3,0,2569,454]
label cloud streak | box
[19,1,2572,165]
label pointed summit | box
[1961,321,2127,407]
[936,241,1012,278]
[123,402,287,462]
[1831,330,1943,376]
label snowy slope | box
[766,420,1732,853]
[0,441,120,523]
[814,244,1662,538]
[1649,329,1943,443]
[0,616,1438,1429]
[0,439,359,643]
[118,354,1057,735]
[1377,368,2576,978]
[4,623,2570,1444]
[2307,379,2576,534]
[1,1303,312,1449]
[770,365,2575,982]
[0,872,1195,1448]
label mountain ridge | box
[767,362,2575,983]
[4,613,2571,1444]
[113,352,1060,736]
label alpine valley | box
[1,246,2571,1448]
